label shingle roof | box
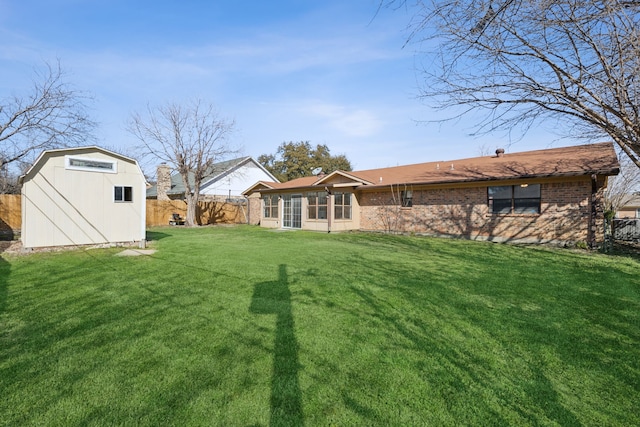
[147,156,259,197]
[248,142,619,193]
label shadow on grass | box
[145,230,172,242]
[250,264,304,427]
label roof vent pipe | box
[496,148,505,157]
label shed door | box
[282,195,302,229]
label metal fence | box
[613,219,640,241]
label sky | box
[0,0,581,175]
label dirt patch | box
[115,249,157,256]
[0,240,23,254]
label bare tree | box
[128,99,236,226]
[604,152,640,214]
[0,61,94,172]
[382,0,640,167]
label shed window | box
[307,191,328,220]
[114,186,133,202]
[263,195,279,218]
[66,156,116,173]
[334,192,352,220]
[488,184,540,214]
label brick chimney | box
[156,163,171,200]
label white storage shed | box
[20,146,147,248]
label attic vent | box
[496,148,505,157]
[379,176,383,183]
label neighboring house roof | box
[244,142,619,194]
[147,156,279,198]
[19,146,143,184]
[620,194,640,209]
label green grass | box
[1,226,638,426]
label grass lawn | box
[1,226,638,426]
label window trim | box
[65,156,117,174]
[334,192,352,220]
[488,184,541,214]
[114,186,133,203]
[263,194,279,219]
[307,191,328,220]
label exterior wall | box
[617,207,639,218]
[359,179,594,244]
[256,191,360,232]
[201,161,276,198]
[22,150,146,248]
[246,194,262,225]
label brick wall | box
[358,179,596,244]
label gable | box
[20,146,144,185]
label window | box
[488,184,540,214]
[114,186,133,202]
[307,191,328,220]
[66,156,116,173]
[263,194,279,218]
[401,190,413,208]
[334,192,352,220]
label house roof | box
[244,142,620,194]
[147,156,278,197]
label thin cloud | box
[302,102,384,137]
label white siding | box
[200,161,275,198]
[22,148,146,248]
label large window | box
[307,191,328,220]
[114,186,133,202]
[334,192,352,220]
[263,194,279,218]
[488,184,540,214]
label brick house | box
[243,142,619,247]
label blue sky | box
[0,0,576,173]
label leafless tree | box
[381,0,640,167]
[0,61,94,172]
[128,99,237,226]
[604,152,640,213]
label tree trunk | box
[185,193,198,227]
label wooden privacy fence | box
[146,199,248,226]
[0,195,247,233]
[0,195,21,235]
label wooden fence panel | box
[0,196,246,232]
[0,195,21,233]
[146,200,187,227]
[146,199,247,227]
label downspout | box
[325,187,332,233]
